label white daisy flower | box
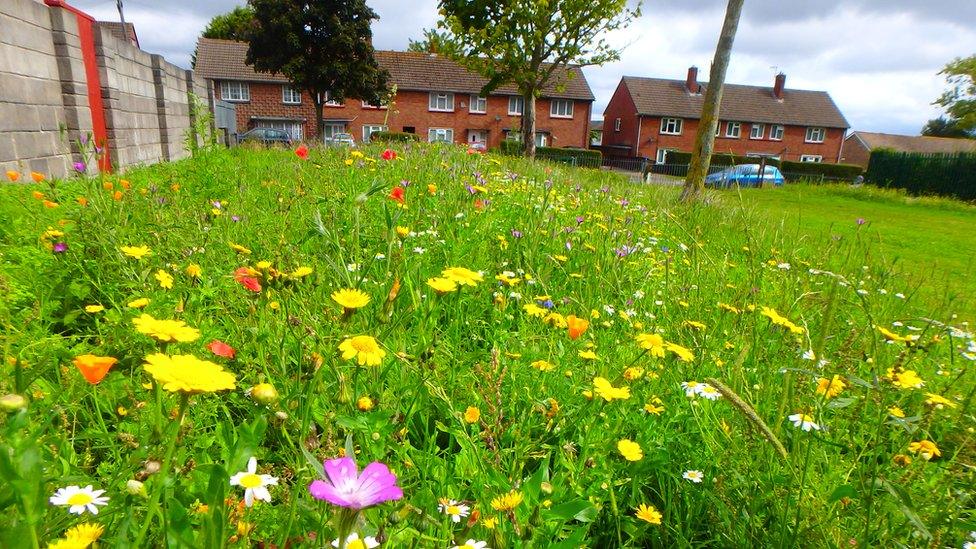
[229,457,278,507]
[777,262,791,270]
[682,470,704,483]
[680,381,703,398]
[698,384,722,401]
[788,413,820,432]
[438,499,471,523]
[50,485,109,515]
[633,290,645,299]
[413,247,426,254]
[801,349,816,361]
[332,532,379,548]
[452,540,488,549]
[895,293,905,299]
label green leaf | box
[544,500,597,523]
[827,484,857,504]
[880,478,932,540]
[826,397,856,409]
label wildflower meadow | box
[0,144,974,548]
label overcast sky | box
[68,0,976,135]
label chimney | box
[686,66,699,94]
[773,73,786,100]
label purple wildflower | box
[73,162,86,173]
[308,457,402,509]
[465,184,476,195]
[856,218,866,225]
[615,245,636,258]
[212,201,222,209]
[511,229,523,239]
[540,299,555,309]
[576,216,585,225]
[619,198,629,207]
[565,240,572,251]
[400,179,410,187]
[231,215,241,222]
[52,242,68,253]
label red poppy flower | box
[207,340,236,359]
[234,267,263,293]
[389,186,405,204]
[295,144,309,160]
[381,149,397,160]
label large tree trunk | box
[313,96,324,142]
[522,91,537,159]
[680,0,745,202]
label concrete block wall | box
[152,55,191,161]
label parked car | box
[326,133,356,147]
[238,128,292,146]
[705,164,785,188]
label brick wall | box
[218,81,591,149]
[601,80,640,156]
[840,135,870,167]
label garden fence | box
[866,150,976,201]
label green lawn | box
[727,183,976,320]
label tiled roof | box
[97,21,138,47]
[620,76,849,129]
[590,119,603,131]
[848,131,976,154]
[194,38,594,101]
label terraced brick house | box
[602,67,850,164]
[193,38,595,149]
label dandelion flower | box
[357,396,374,411]
[186,264,202,278]
[143,353,236,394]
[888,406,906,418]
[290,266,313,278]
[155,270,174,289]
[888,369,924,390]
[578,349,599,361]
[120,245,151,259]
[332,288,371,311]
[309,456,403,509]
[73,354,117,384]
[464,406,481,423]
[50,485,109,515]
[230,457,278,507]
[442,267,483,287]
[907,440,941,460]
[788,413,820,432]
[490,490,523,511]
[815,375,846,399]
[665,342,695,362]
[682,470,704,483]
[339,335,386,366]
[531,360,555,372]
[132,314,200,343]
[439,498,471,523]
[617,439,643,461]
[635,503,662,525]
[64,522,104,545]
[331,533,379,549]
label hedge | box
[498,141,603,168]
[867,150,976,201]
[667,151,769,167]
[369,131,420,142]
[664,151,862,181]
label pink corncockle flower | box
[309,457,402,509]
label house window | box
[253,119,302,140]
[429,92,455,112]
[282,86,302,105]
[322,122,346,141]
[770,125,784,141]
[428,128,454,143]
[469,95,487,114]
[220,81,250,102]
[323,91,342,107]
[362,124,387,143]
[805,127,825,143]
[655,148,675,164]
[402,126,415,134]
[550,99,573,118]
[724,122,741,138]
[508,96,524,116]
[750,123,764,140]
[715,122,721,137]
[660,118,682,135]
[362,99,387,109]
[535,132,548,148]
[614,118,621,132]
[800,155,823,163]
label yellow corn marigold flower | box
[593,377,630,401]
[683,320,706,330]
[907,440,940,460]
[718,302,741,314]
[395,226,410,238]
[65,522,104,545]
[84,305,105,313]
[815,375,846,399]
[545,312,567,328]
[463,406,480,423]
[665,342,695,362]
[522,303,547,318]
[481,517,497,529]
[290,266,313,278]
[427,277,458,294]
[892,454,912,466]
[229,243,251,255]
[127,298,150,309]
[441,267,483,286]
[339,335,386,366]
[331,288,371,310]
[635,503,662,525]
[924,393,956,409]
[183,264,201,278]
[143,353,236,394]
[578,349,598,360]
[644,400,665,415]
[490,490,523,511]
[888,406,906,418]
[888,369,924,390]
[356,396,375,411]
[531,360,555,372]
[617,439,643,461]
[876,325,918,344]
[623,367,644,381]
[760,306,805,334]
[636,333,666,357]
[132,314,200,343]
[120,245,151,259]
[155,270,174,289]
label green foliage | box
[779,160,863,180]
[867,149,976,200]
[407,29,452,53]
[369,131,420,143]
[201,6,255,41]
[921,116,974,138]
[935,55,976,133]
[184,93,217,154]
[497,141,602,167]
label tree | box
[407,29,451,54]
[934,55,976,135]
[921,116,972,138]
[246,0,389,140]
[202,6,255,41]
[680,0,744,203]
[437,0,640,158]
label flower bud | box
[249,383,279,405]
[0,393,27,413]
[126,479,147,498]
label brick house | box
[841,131,976,168]
[602,67,850,164]
[193,38,594,149]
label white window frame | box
[428,127,454,143]
[535,132,548,148]
[614,118,621,132]
[550,99,573,118]
[805,127,825,143]
[800,155,823,163]
[282,86,302,105]
[428,92,455,112]
[724,121,741,138]
[715,122,721,137]
[508,96,524,116]
[322,122,346,141]
[660,117,682,135]
[362,124,387,143]
[362,99,387,110]
[220,81,250,102]
[469,95,487,114]
[770,124,784,141]
[655,148,675,165]
[750,123,765,140]
[323,91,342,107]
[253,119,302,140]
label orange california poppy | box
[5,170,19,182]
[566,315,589,340]
[207,339,236,359]
[30,171,45,183]
[73,354,118,384]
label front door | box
[467,129,488,149]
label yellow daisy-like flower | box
[290,266,313,278]
[665,342,695,362]
[84,305,105,313]
[427,277,458,294]
[876,325,919,344]
[924,393,956,409]
[636,333,666,358]
[132,314,200,343]
[127,298,150,309]
[45,539,88,549]
[332,288,371,310]
[888,406,906,418]
[593,377,630,401]
[490,490,523,511]
[760,306,805,335]
[441,267,483,287]
[463,406,481,423]
[339,335,386,366]
[143,353,236,394]
[65,522,104,545]
[635,503,662,525]
[155,270,174,289]
[229,243,251,255]
[522,303,547,318]
[888,369,924,390]
[531,360,555,372]
[907,440,941,460]
[185,264,202,278]
[815,375,846,399]
[617,439,643,461]
[683,320,706,331]
[120,245,151,259]
[578,349,599,361]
